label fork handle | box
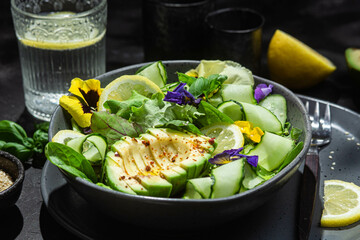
[298,152,320,240]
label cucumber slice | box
[217,100,244,121]
[248,131,295,172]
[136,61,167,88]
[208,91,223,107]
[221,84,256,104]
[242,162,265,190]
[259,94,287,127]
[240,102,283,134]
[183,177,213,199]
[211,159,245,199]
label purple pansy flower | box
[164,82,201,106]
[254,83,273,103]
[208,148,258,167]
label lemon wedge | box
[98,75,162,111]
[52,129,84,144]
[200,122,244,156]
[267,29,336,89]
[321,179,360,227]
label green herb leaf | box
[195,101,234,128]
[0,120,34,148]
[91,111,143,147]
[45,142,97,183]
[1,142,33,162]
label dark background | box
[1,0,360,239]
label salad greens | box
[45,60,304,198]
[0,120,49,163]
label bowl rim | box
[0,150,25,195]
[48,60,311,203]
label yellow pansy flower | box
[60,78,103,128]
[234,121,264,143]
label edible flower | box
[254,83,273,102]
[209,148,258,167]
[59,78,103,128]
[163,82,201,106]
[235,121,264,143]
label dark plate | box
[41,95,360,240]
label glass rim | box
[145,0,212,8]
[10,0,107,19]
[205,7,265,34]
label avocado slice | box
[345,48,360,82]
[105,151,148,195]
[105,128,215,197]
[103,153,137,195]
[152,128,213,179]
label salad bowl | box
[48,60,311,229]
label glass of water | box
[11,0,107,121]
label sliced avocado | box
[160,167,187,196]
[107,128,215,198]
[103,153,137,195]
[105,151,148,195]
[112,140,140,176]
[345,48,360,82]
[122,136,147,172]
[135,175,172,198]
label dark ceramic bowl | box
[0,150,24,208]
[48,60,311,229]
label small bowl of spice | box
[0,150,24,208]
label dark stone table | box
[1,1,360,239]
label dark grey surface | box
[1,0,360,239]
[42,96,360,240]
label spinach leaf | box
[45,142,97,183]
[91,111,144,147]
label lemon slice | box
[267,29,336,89]
[200,122,244,155]
[98,75,162,111]
[52,130,84,144]
[321,179,360,227]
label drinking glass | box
[205,8,265,74]
[142,0,214,61]
[11,0,107,121]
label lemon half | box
[98,75,162,111]
[267,29,336,89]
[321,179,360,228]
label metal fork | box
[299,101,332,240]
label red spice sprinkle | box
[142,140,150,146]
[114,152,120,157]
[145,165,151,171]
[208,138,215,145]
